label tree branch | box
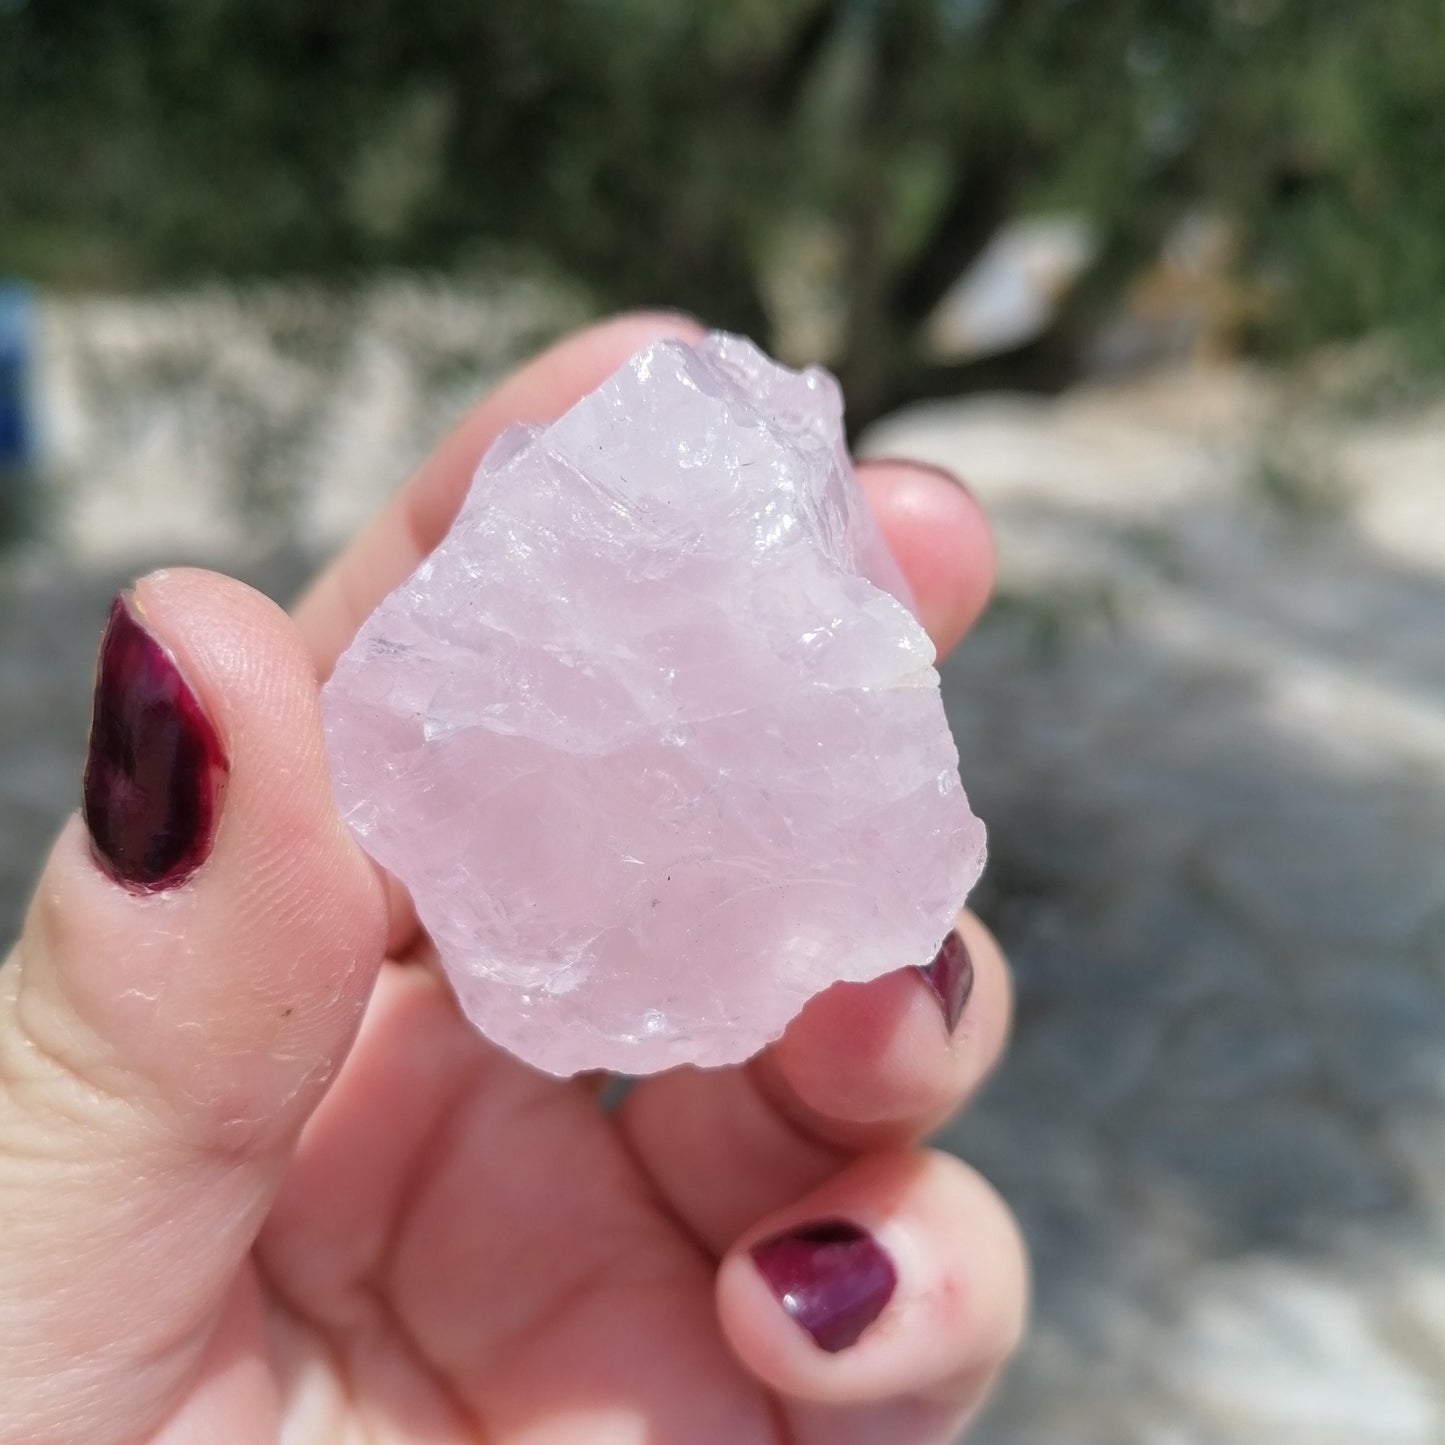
[760,0,849,117]
[889,145,1023,327]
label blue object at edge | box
[0,282,35,470]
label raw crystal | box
[321,332,985,1075]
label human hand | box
[0,314,1025,1445]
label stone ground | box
[3,289,1444,1442]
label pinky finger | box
[716,1150,1027,1445]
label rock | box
[322,332,983,1075]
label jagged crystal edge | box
[322,331,986,1076]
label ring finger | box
[719,1146,1028,1444]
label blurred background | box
[2,3,1444,1441]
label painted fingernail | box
[918,929,974,1034]
[750,1220,897,1353]
[82,593,228,891]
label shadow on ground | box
[939,495,1445,1443]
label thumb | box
[0,569,387,1441]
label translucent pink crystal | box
[322,332,985,1075]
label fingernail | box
[918,929,974,1035]
[82,593,227,891]
[750,1220,897,1353]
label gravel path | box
[3,292,1444,1441]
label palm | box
[219,961,936,1444]
[256,964,757,1442]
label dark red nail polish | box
[918,929,974,1034]
[750,1220,896,1353]
[82,593,227,891]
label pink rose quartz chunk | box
[322,332,985,1075]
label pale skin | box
[0,314,1027,1445]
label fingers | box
[0,570,387,1442]
[758,911,1012,1152]
[293,310,706,679]
[718,1149,1028,1442]
[855,459,995,658]
[618,912,1012,1253]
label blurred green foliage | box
[1,0,1441,424]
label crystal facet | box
[321,332,985,1075]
